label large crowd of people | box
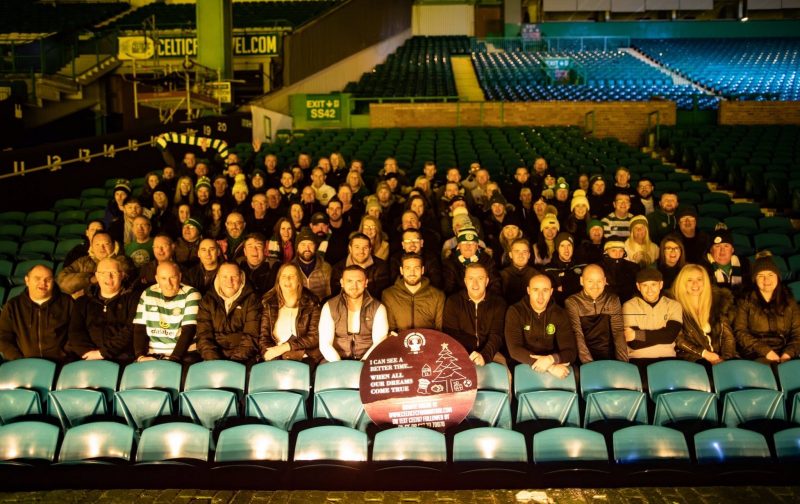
[1,149,799,379]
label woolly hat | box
[572,189,587,198]
[365,200,382,215]
[589,175,605,188]
[554,231,574,251]
[452,206,469,218]
[710,228,733,248]
[184,217,203,233]
[489,192,508,208]
[114,179,131,195]
[452,213,473,232]
[570,194,590,212]
[636,268,663,284]
[604,239,626,252]
[588,219,604,231]
[676,206,698,220]
[555,178,569,191]
[629,215,649,231]
[457,227,480,243]
[751,251,781,280]
[232,173,249,194]
[540,213,560,232]
[195,176,211,191]
[295,226,317,248]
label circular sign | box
[360,329,478,432]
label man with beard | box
[444,262,508,367]
[196,262,259,364]
[174,218,203,267]
[500,238,540,305]
[58,231,132,298]
[217,212,247,261]
[330,233,390,299]
[324,198,353,266]
[291,227,332,300]
[238,233,274,297]
[138,233,181,287]
[67,257,138,364]
[318,265,389,361]
[676,207,710,264]
[648,191,679,245]
[565,264,627,363]
[631,177,655,216]
[389,228,443,289]
[381,254,445,333]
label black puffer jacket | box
[196,283,260,363]
[676,287,736,362]
[0,290,73,362]
[735,287,800,360]
[67,285,138,363]
[258,288,321,362]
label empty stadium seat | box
[56,421,135,464]
[580,361,647,434]
[0,421,60,465]
[136,423,210,465]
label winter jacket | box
[0,290,73,362]
[601,256,640,303]
[544,258,585,306]
[500,264,540,306]
[381,277,445,332]
[622,294,683,359]
[258,288,321,362]
[735,288,800,360]
[66,285,138,363]
[565,290,627,363]
[443,290,507,363]
[196,282,260,363]
[675,287,736,362]
[56,251,133,296]
[505,297,576,366]
[442,251,501,297]
[291,255,332,301]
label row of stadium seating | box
[110,1,339,30]
[2,358,800,437]
[1,421,798,490]
[634,38,800,101]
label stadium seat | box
[788,281,800,302]
[647,360,718,434]
[729,203,763,219]
[0,224,24,241]
[0,358,56,407]
[0,258,13,278]
[713,360,778,397]
[22,224,56,242]
[115,360,181,431]
[0,389,42,424]
[0,240,17,260]
[118,360,182,401]
[16,240,55,261]
[777,360,800,424]
[56,223,86,240]
[53,360,119,404]
[179,360,245,431]
[56,421,135,464]
[53,199,82,213]
[24,211,55,226]
[759,216,794,234]
[136,423,210,465]
[314,361,363,391]
[697,203,730,220]
[183,360,246,398]
[773,427,800,462]
[712,360,788,436]
[694,428,771,463]
[580,361,647,434]
[0,212,26,225]
[214,424,289,464]
[81,198,107,211]
[290,425,368,489]
[613,425,690,464]
[533,427,609,463]
[0,421,60,465]
[48,360,120,430]
[53,239,84,261]
[245,390,307,432]
[370,427,447,487]
[723,216,758,236]
[312,361,369,431]
[247,360,310,399]
[55,210,86,226]
[753,233,794,256]
[513,364,580,435]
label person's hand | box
[702,350,722,365]
[82,350,103,360]
[263,346,285,361]
[470,351,485,367]
[624,327,637,342]
[137,355,156,362]
[765,350,781,362]
[531,354,554,373]
[547,364,570,379]
[780,353,792,362]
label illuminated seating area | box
[633,38,800,101]
[1,358,799,489]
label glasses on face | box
[402,239,421,244]
[664,246,681,252]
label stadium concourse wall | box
[719,101,800,125]
[368,101,676,147]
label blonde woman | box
[673,264,736,366]
[624,215,659,267]
[359,215,389,261]
[173,176,195,207]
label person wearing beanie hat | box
[734,251,800,363]
[564,193,591,244]
[588,174,613,218]
[705,227,751,295]
[622,266,683,363]
[442,226,502,297]
[105,178,133,229]
[551,178,571,218]
[231,173,250,214]
[601,237,640,303]
[676,205,710,264]
[175,217,204,267]
[483,192,520,268]
[624,215,659,267]
[194,176,213,217]
[577,218,606,265]
[543,231,586,304]
[533,213,560,265]
[290,226,333,300]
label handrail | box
[584,110,595,135]
[647,110,660,148]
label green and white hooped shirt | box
[133,284,201,355]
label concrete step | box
[451,55,484,102]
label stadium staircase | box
[450,55,484,102]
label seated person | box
[565,264,627,363]
[67,258,138,364]
[704,228,750,296]
[444,262,507,367]
[735,253,800,364]
[183,238,222,295]
[601,238,639,303]
[622,268,683,368]
[57,231,132,298]
[500,238,540,306]
[258,263,322,363]
[133,261,201,363]
[319,265,389,361]
[673,264,736,366]
[505,274,575,378]
[0,264,73,362]
[382,253,445,333]
[196,262,260,363]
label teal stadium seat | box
[694,428,771,463]
[214,424,289,463]
[136,423,210,465]
[0,421,60,465]
[613,425,690,464]
[56,421,135,464]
